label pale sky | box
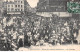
[27,0,39,8]
[4,0,39,8]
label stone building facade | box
[7,0,24,14]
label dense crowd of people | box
[0,14,80,50]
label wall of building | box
[36,0,72,18]
[14,0,24,12]
[2,2,7,11]
[37,0,68,12]
[7,3,15,12]
[7,0,25,14]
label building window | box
[8,8,10,11]
[21,5,23,7]
[18,1,20,3]
[15,1,17,3]
[15,5,17,7]
[18,9,20,11]
[12,5,13,7]
[18,5,20,7]
[8,5,10,7]
[21,9,23,11]
[21,1,23,3]
[15,9,17,11]
[11,8,14,11]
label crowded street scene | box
[0,0,80,51]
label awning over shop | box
[36,12,52,17]
[36,12,72,17]
[7,12,21,14]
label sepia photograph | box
[0,0,80,51]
